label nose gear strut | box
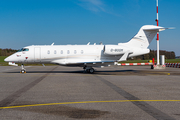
[20,64,26,73]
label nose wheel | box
[20,69,26,73]
[20,64,26,73]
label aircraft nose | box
[4,56,14,62]
[4,57,9,62]
[4,54,18,62]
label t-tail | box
[120,25,171,48]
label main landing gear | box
[20,64,26,73]
[84,66,95,74]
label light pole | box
[156,0,160,65]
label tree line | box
[0,48,18,56]
[131,50,175,60]
[0,48,176,60]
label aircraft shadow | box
[5,70,138,75]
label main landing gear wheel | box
[84,66,95,74]
[89,68,94,74]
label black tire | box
[20,70,26,73]
[89,68,94,74]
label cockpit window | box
[18,48,29,52]
[23,48,29,51]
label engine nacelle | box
[104,45,126,55]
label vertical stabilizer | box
[122,25,168,48]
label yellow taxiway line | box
[0,100,180,110]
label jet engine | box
[103,45,125,55]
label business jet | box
[4,25,170,73]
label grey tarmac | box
[0,65,180,120]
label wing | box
[51,59,116,67]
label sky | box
[0,0,180,56]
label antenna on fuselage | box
[99,42,103,45]
[51,42,54,46]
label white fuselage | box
[5,44,149,67]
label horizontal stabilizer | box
[143,26,174,32]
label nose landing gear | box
[20,64,26,73]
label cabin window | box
[47,50,50,54]
[67,50,70,54]
[54,50,56,54]
[81,50,83,54]
[74,50,77,54]
[61,50,63,54]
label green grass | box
[165,59,180,63]
[0,56,7,62]
[0,56,8,66]
[0,56,180,66]
[119,60,150,63]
